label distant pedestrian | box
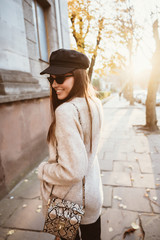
[37,49,103,240]
[119,91,122,100]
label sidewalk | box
[0,95,160,240]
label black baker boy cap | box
[40,48,90,75]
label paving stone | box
[156,146,160,153]
[147,144,158,154]
[97,150,104,160]
[101,208,138,240]
[2,199,44,231]
[100,131,113,139]
[0,227,8,240]
[133,136,150,153]
[2,229,55,240]
[100,142,115,152]
[113,227,142,240]
[99,158,113,171]
[112,187,152,212]
[109,133,131,140]
[127,152,146,161]
[8,170,40,199]
[148,189,160,214]
[103,186,112,208]
[139,214,160,240]
[131,173,158,188]
[102,172,131,186]
[102,152,114,161]
[103,152,127,161]
[0,198,22,225]
[148,135,160,154]
[114,142,135,153]
[113,161,140,173]
[137,154,154,173]
[150,153,160,174]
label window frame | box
[32,0,49,62]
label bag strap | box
[49,103,85,209]
[72,103,85,209]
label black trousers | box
[61,216,101,240]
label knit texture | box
[38,96,103,224]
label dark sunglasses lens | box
[47,75,73,85]
[47,77,54,84]
[56,76,65,84]
[47,76,65,84]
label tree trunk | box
[88,18,104,81]
[128,77,134,105]
[128,39,134,105]
[146,71,159,130]
[145,19,160,131]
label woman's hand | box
[37,162,47,180]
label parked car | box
[133,90,160,106]
[156,93,160,106]
[133,90,147,104]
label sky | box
[104,0,159,74]
[132,0,160,74]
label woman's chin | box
[57,94,66,100]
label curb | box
[101,95,114,105]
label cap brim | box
[40,65,75,75]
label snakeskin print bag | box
[43,178,85,240]
[43,104,85,240]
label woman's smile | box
[55,88,63,94]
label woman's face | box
[51,73,74,100]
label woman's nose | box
[52,79,58,88]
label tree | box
[145,19,160,131]
[113,0,142,104]
[68,0,132,82]
[68,0,105,80]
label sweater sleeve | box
[39,103,88,186]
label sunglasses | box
[47,74,73,85]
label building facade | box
[0,0,70,198]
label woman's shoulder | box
[55,100,78,119]
[55,96,102,116]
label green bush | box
[96,91,111,100]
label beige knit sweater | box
[38,96,103,224]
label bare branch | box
[70,13,78,45]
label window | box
[55,0,63,48]
[32,0,48,62]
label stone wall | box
[0,97,51,198]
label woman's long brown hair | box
[47,69,95,152]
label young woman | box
[38,49,103,240]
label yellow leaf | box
[36,209,41,213]
[37,205,42,209]
[109,227,113,232]
[131,222,139,230]
[153,196,158,201]
[7,230,15,235]
[144,193,149,197]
